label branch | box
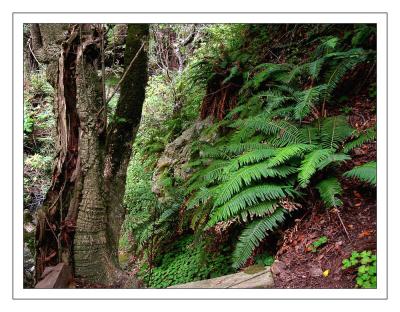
[27,39,41,66]
[105,41,145,106]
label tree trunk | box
[34,23,149,285]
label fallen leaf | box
[358,230,371,238]
[323,269,330,277]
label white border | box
[13,12,387,300]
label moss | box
[243,264,266,275]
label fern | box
[248,63,292,89]
[240,201,279,221]
[343,161,376,186]
[267,144,315,168]
[298,148,334,187]
[232,208,286,269]
[316,177,343,208]
[208,184,293,226]
[233,115,302,146]
[323,49,367,97]
[186,160,228,193]
[184,29,374,272]
[343,127,376,153]
[320,115,354,149]
[214,164,297,206]
[308,58,326,79]
[316,153,351,170]
[187,187,213,210]
[313,36,339,58]
[234,148,276,168]
[293,84,327,120]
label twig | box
[27,39,41,66]
[44,215,59,246]
[332,208,351,240]
[105,42,145,106]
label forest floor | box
[272,95,377,288]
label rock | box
[309,265,323,277]
[35,263,73,288]
[24,222,35,234]
[271,260,286,276]
[23,243,35,288]
[152,118,214,199]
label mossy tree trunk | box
[34,24,149,285]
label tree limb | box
[105,41,145,106]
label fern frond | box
[316,153,351,170]
[320,115,354,149]
[187,187,213,210]
[233,147,277,168]
[249,63,293,89]
[214,164,297,206]
[267,144,316,168]
[298,148,334,187]
[343,127,376,153]
[343,161,376,186]
[190,200,213,231]
[267,121,305,147]
[308,58,326,79]
[323,49,367,97]
[232,208,286,269]
[264,90,291,112]
[270,106,295,118]
[156,205,179,225]
[208,184,293,226]
[293,84,328,120]
[232,115,302,146]
[300,124,320,145]
[313,36,339,57]
[240,201,279,222]
[284,58,326,83]
[186,160,228,193]
[316,177,343,208]
[219,139,266,156]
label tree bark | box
[34,23,149,286]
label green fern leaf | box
[316,177,343,208]
[320,115,354,149]
[308,58,326,79]
[234,148,277,168]
[316,153,351,170]
[323,49,367,98]
[214,164,297,206]
[343,127,376,153]
[298,148,334,187]
[232,208,286,269]
[267,144,316,168]
[187,187,214,210]
[293,84,327,120]
[208,184,293,226]
[233,115,302,146]
[240,201,279,222]
[343,161,376,186]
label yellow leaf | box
[323,269,330,277]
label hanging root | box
[200,72,240,121]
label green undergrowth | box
[342,250,377,288]
[138,235,234,288]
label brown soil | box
[272,184,376,288]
